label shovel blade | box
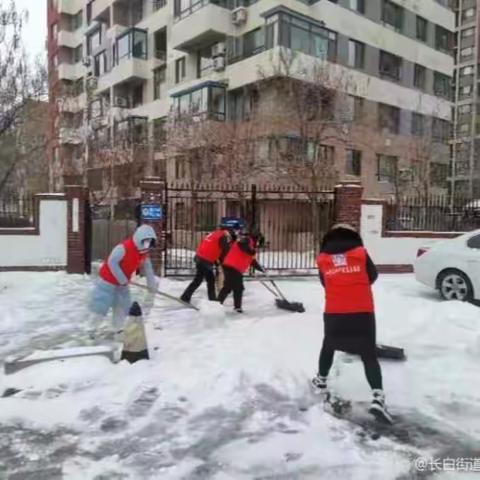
[275,298,305,313]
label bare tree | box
[0,0,47,193]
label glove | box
[147,278,159,293]
[258,265,267,274]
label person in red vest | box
[88,224,159,339]
[180,222,238,303]
[217,228,265,313]
[313,224,392,423]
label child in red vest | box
[313,224,392,423]
[88,224,158,339]
[217,229,265,313]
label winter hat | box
[330,223,357,232]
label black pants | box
[318,343,383,390]
[181,258,216,302]
[217,266,244,309]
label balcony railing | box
[174,0,230,21]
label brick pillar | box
[334,182,363,231]
[139,177,165,276]
[65,185,89,274]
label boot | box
[311,375,330,400]
[369,389,393,424]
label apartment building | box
[47,0,455,200]
[451,0,480,197]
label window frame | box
[416,16,428,42]
[379,50,402,82]
[348,39,365,69]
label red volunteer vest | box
[316,247,374,314]
[196,230,227,263]
[99,238,147,285]
[223,238,255,274]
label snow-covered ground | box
[1,272,480,479]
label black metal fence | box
[0,192,36,228]
[164,184,335,275]
[386,195,480,232]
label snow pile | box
[0,272,479,479]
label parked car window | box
[467,234,480,249]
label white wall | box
[0,199,68,268]
[361,203,446,266]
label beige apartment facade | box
[48,0,455,202]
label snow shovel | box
[260,278,305,313]
[132,282,200,311]
[375,344,406,361]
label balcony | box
[91,0,112,23]
[58,93,87,113]
[59,127,84,145]
[172,1,233,52]
[57,0,83,15]
[57,30,83,49]
[58,63,84,80]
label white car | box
[414,229,480,302]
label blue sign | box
[220,217,245,229]
[141,204,163,221]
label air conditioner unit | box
[232,7,247,25]
[212,42,226,58]
[213,56,225,71]
[82,56,92,67]
[114,97,129,108]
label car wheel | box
[437,270,473,302]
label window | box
[430,163,448,188]
[467,234,480,249]
[88,28,101,54]
[459,104,472,114]
[352,96,364,120]
[379,50,402,81]
[416,16,427,42]
[458,122,470,136]
[114,28,148,64]
[346,150,362,176]
[461,47,474,58]
[347,0,365,13]
[175,57,186,84]
[173,84,226,120]
[460,85,473,99]
[348,40,365,69]
[153,66,166,100]
[132,84,143,108]
[414,64,426,90]
[435,26,452,53]
[51,23,58,40]
[378,103,400,134]
[433,72,451,99]
[462,8,476,22]
[382,0,403,32]
[411,113,424,136]
[72,10,83,30]
[94,50,107,76]
[432,118,451,143]
[244,28,265,57]
[461,66,474,76]
[274,12,337,61]
[461,27,475,39]
[74,45,83,63]
[377,154,397,182]
[153,118,167,148]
